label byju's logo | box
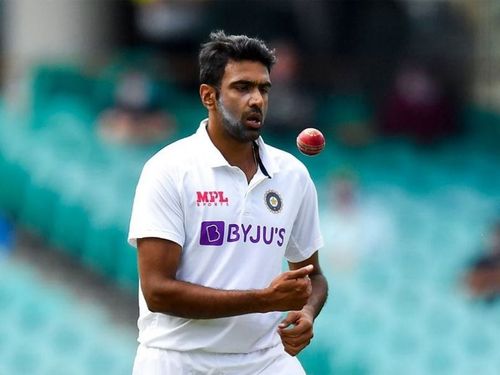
[196,191,229,207]
[200,221,225,246]
[199,221,286,247]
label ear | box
[200,84,217,110]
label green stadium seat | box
[30,65,95,129]
[0,126,31,217]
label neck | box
[206,117,257,181]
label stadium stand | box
[0,258,136,375]
[0,64,499,374]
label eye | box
[234,83,250,92]
[259,86,270,95]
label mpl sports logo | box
[196,191,229,207]
[200,221,286,247]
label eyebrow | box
[230,80,272,89]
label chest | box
[179,166,303,243]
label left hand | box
[277,309,314,356]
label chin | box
[246,129,261,141]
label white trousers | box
[132,344,306,375]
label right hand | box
[264,265,313,312]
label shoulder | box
[265,143,310,179]
[143,134,199,173]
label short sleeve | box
[128,160,185,248]
[284,176,324,262]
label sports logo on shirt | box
[199,221,286,247]
[264,190,282,213]
[196,191,229,207]
[200,221,225,246]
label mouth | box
[244,112,263,129]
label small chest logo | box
[199,221,286,247]
[196,191,229,207]
[265,190,282,213]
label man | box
[128,31,328,375]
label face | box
[215,60,272,143]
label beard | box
[216,98,261,143]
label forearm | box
[143,279,270,319]
[302,273,328,319]
[277,272,328,356]
[139,236,315,320]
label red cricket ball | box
[296,128,325,156]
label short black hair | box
[199,30,276,88]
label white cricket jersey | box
[128,120,323,354]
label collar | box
[195,119,278,178]
[195,119,229,168]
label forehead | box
[221,60,270,85]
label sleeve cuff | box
[285,236,324,263]
[128,230,184,248]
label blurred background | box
[0,0,499,374]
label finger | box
[279,314,310,332]
[279,323,311,337]
[283,341,309,356]
[283,338,310,351]
[279,328,313,343]
[284,265,314,280]
[280,337,314,352]
[278,311,300,329]
[283,345,295,356]
[279,311,312,330]
[284,345,298,356]
[282,340,300,355]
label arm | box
[138,237,314,319]
[289,251,328,319]
[278,251,328,356]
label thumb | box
[279,311,299,329]
[285,265,314,280]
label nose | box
[248,87,264,109]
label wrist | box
[255,288,272,313]
[301,305,315,320]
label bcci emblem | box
[265,190,283,213]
